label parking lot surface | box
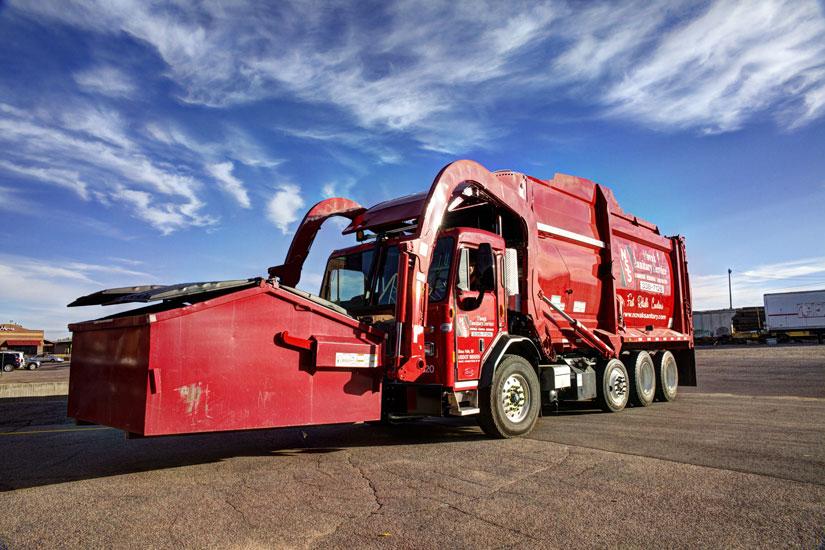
[0,346,823,549]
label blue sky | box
[1,0,824,339]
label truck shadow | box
[0,401,490,492]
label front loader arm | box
[392,160,545,380]
[269,198,366,287]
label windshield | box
[321,248,374,309]
[322,237,454,309]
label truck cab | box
[317,225,524,427]
[320,228,509,386]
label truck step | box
[448,406,480,416]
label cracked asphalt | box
[0,345,823,549]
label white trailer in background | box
[692,309,735,344]
[764,290,825,332]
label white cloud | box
[207,161,251,208]
[108,257,144,266]
[73,65,137,98]
[10,0,825,153]
[320,178,356,199]
[61,105,133,149]
[595,0,825,132]
[0,253,155,339]
[113,186,216,235]
[692,257,825,310]
[144,121,282,170]
[0,100,218,234]
[276,126,402,165]
[0,185,37,212]
[0,160,88,199]
[266,183,305,234]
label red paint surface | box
[68,160,693,435]
[68,281,383,436]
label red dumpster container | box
[68,280,384,436]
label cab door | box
[454,243,500,382]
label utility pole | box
[728,268,733,309]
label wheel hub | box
[501,375,530,422]
[609,372,627,401]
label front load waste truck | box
[67,160,695,438]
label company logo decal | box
[619,245,634,287]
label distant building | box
[54,338,72,356]
[0,321,44,355]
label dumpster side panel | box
[143,288,382,435]
[67,320,151,433]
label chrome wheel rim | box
[665,362,678,393]
[641,363,655,395]
[608,366,627,406]
[501,374,530,423]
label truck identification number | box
[639,281,665,294]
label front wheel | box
[597,359,629,412]
[27,362,38,370]
[478,355,540,438]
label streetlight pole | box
[728,268,733,309]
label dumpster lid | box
[68,279,260,307]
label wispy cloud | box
[207,161,251,208]
[276,126,402,165]
[73,65,137,98]
[0,99,224,233]
[692,257,825,309]
[0,160,88,198]
[321,178,357,199]
[0,253,156,338]
[14,0,823,151]
[597,0,825,133]
[112,186,216,235]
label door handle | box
[479,339,485,353]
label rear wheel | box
[2,364,11,372]
[625,351,655,407]
[654,351,678,402]
[478,355,540,438]
[597,359,629,412]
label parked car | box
[1,350,24,372]
[24,356,41,370]
[33,354,64,363]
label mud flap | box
[673,348,697,386]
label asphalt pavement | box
[0,346,823,549]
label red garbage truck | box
[67,160,695,438]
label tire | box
[2,364,11,373]
[478,355,540,438]
[625,351,655,407]
[597,359,629,412]
[654,351,678,402]
[27,362,38,371]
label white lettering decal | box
[335,353,378,368]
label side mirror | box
[476,243,495,291]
